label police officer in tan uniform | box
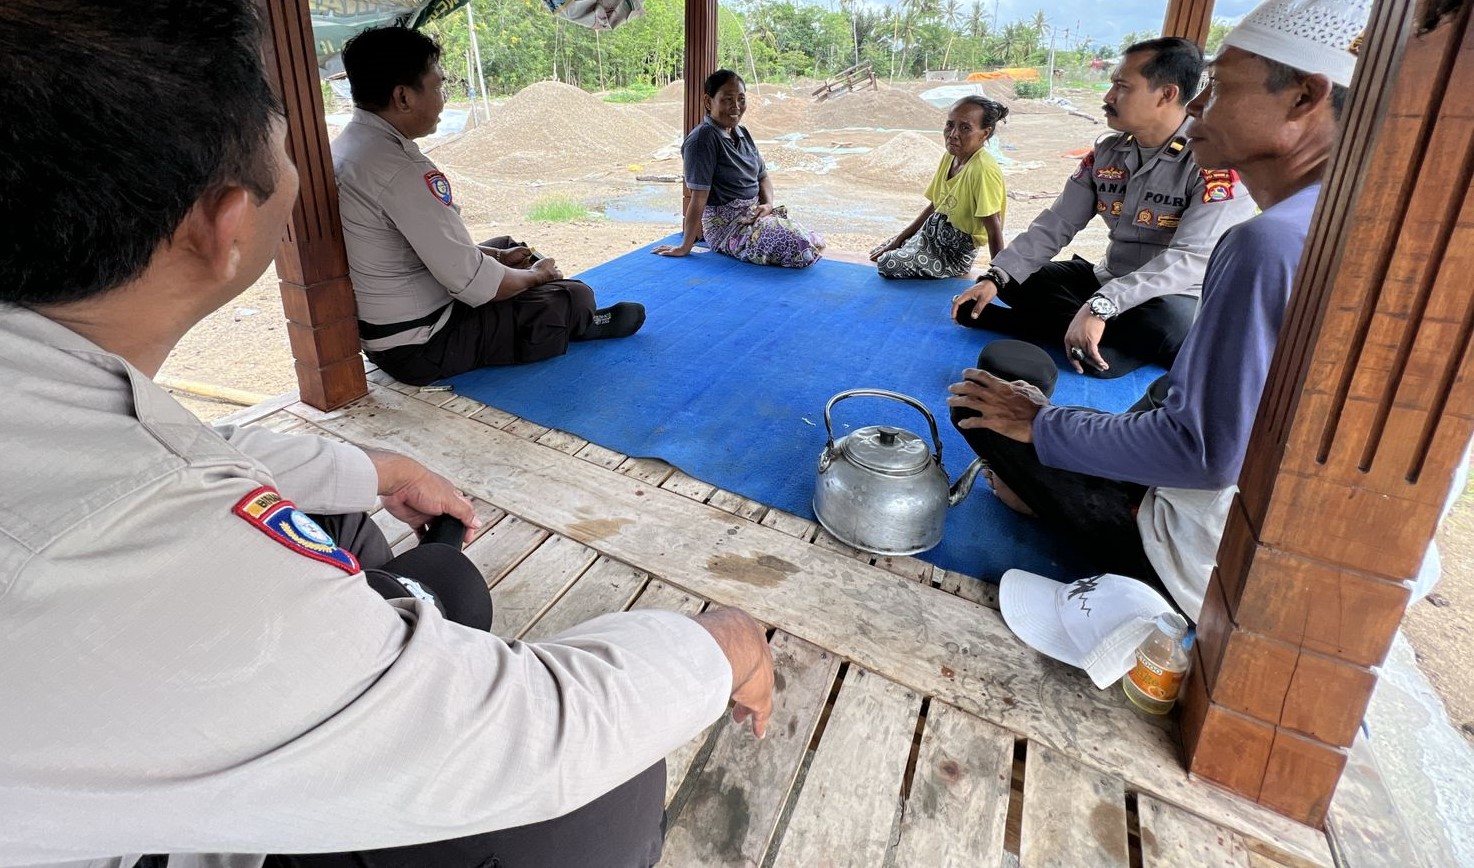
[0,4,774,866]
[952,37,1256,379]
[332,26,646,387]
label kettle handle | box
[823,389,943,465]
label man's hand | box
[365,449,480,544]
[951,278,999,323]
[529,258,563,284]
[652,243,694,257]
[480,244,534,269]
[1064,305,1109,374]
[693,607,774,738]
[946,368,1050,443]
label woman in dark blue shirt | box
[653,70,823,268]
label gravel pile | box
[434,80,679,178]
[845,131,945,189]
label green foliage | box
[418,0,1109,96]
[1205,18,1233,56]
[603,82,657,102]
[527,196,593,222]
[1014,79,1049,99]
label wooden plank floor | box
[222,380,1384,868]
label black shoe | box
[576,302,646,341]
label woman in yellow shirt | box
[870,96,1008,279]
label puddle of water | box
[599,184,680,224]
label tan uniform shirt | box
[990,121,1256,311]
[0,305,730,867]
[331,110,508,352]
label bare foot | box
[985,469,1036,517]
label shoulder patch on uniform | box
[1200,168,1238,204]
[233,486,360,575]
[1071,152,1095,181]
[424,170,453,206]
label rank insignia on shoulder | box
[424,170,454,206]
[1095,166,1126,181]
[1200,168,1239,204]
[233,486,360,575]
[1167,139,1187,155]
[1071,152,1095,180]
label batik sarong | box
[874,212,976,279]
[701,196,824,269]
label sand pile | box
[811,88,945,131]
[846,131,944,188]
[654,80,684,101]
[433,80,678,178]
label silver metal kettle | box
[812,389,985,556]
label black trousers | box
[314,512,492,631]
[367,237,597,387]
[978,257,1197,379]
[952,345,1162,586]
[252,514,667,868]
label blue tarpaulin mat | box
[448,237,1162,581]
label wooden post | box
[1161,0,1215,48]
[260,0,367,411]
[682,0,717,214]
[1181,0,1474,827]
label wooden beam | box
[1183,0,1474,828]
[683,0,717,136]
[260,0,367,411]
[1161,0,1215,48]
[682,0,717,216]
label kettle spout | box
[948,458,987,506]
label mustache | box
[1102,105,1117,116]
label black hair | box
[704,69,745,99]
[1124,36,1205,105]
[0,0,281,307]
[951,95,1011,130]
[342,25,442,112]
[1263,58,1350,121]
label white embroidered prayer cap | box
[1000,569,1176,689]
[1220,0,1374,87]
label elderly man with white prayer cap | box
[948,0,1376,623]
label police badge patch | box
[233,486,361,574]
[1071,152,1095,181]
[1201,169,1238,204]
[424,170,454,206]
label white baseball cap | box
[1000,569,1175,689]
[1220,0,1373,88]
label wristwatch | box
[1087,294,1119,320]
[979,266,1010,288]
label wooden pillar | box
[683,0,718,136]
[682,0,717,215]
[1161,0,1215,48]
[261,0,367,411]
[1181,0,1474,828]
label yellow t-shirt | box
[924,150,1006,247]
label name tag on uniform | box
[233,487,360,575]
